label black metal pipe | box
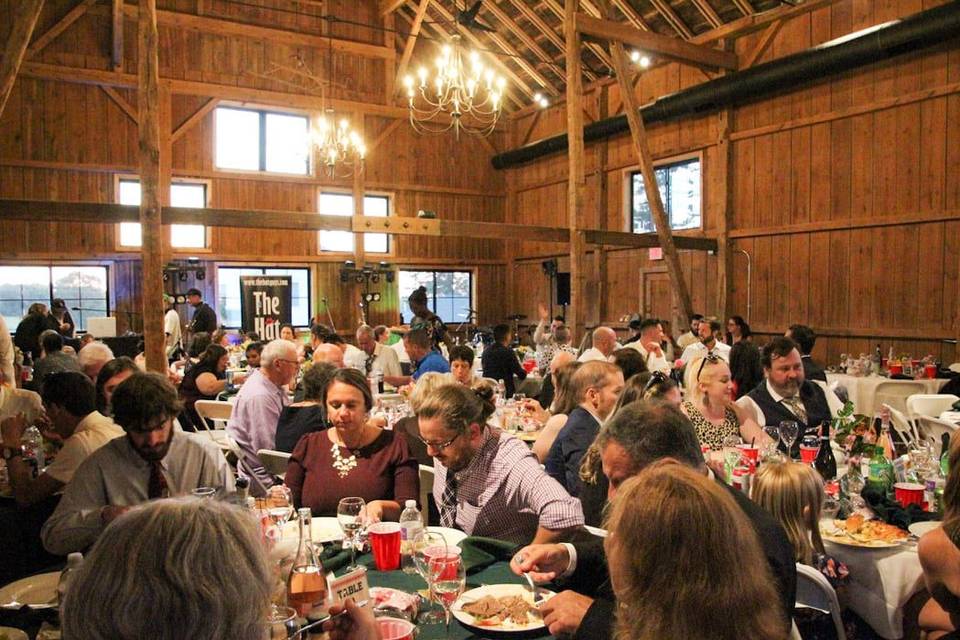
[491,1,960,170]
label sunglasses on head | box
[696,354,722,382]
[643,370,668,393]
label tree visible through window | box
[318,192,389,254]
[399,270,472,324]
[0,265,109,332]
[630,157,701,233]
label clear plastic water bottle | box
[399,499,423,575]
[22,425,45,478]
[57,552,84,611]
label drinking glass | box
[337,497,366,572]
[778,420,799,459]
[761,424,782,462]
[412,530,448,624]
[721,434,742,479]
[428,555,466,640]
[264,605,299,640]
[191,486,216,500]
[265,485,295,531]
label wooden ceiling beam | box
[482,0,566,90]
[506,0,597,82]
[730,0,755,17]
[0,0,45,120]
[611,0,652,32]
[648,0,694,39]
[576,13,738,71]
[394,0,430,97]
[28,0,96,56]
[689,0,724,30]
[380,0,408,16]
[692,0,840,43]
[542,0,614,71]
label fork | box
[521,572,542,605]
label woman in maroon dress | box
[285,368,419,521]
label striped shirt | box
[433,425,584,544]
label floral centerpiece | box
[832,400,874,457]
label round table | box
[825,373,947,416]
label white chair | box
[917,415,958,456]
[906,394,960,420]
[193,400,233,442]
[789,620,802,640]
[884,403,920,449]
[874,380,927,415]
[948,363,960,373]
[419,464,434,526]
[795,563,846,640]
[257,448,292,478]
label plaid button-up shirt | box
[433,425,584,544]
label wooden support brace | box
[28,0,96,56]
[101,85,138,123]
[171,98,218,143]
[742,20,782,69]
[0,0,44,120]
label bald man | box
[312,343,344,368]
[577,327,618,363]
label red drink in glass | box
[799,445,819,465]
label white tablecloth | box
[826,373,947,416]
[823,540,924,639]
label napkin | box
[319,545,354,575]
[457,537,521,574]
[861,485,940,530]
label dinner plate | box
[0,572,60,610]
[820,523,906,549]
[282,516,344,543]
[0,627,29,640]
[452,584,555,633]
[909,521,941,538]
[426,526,467,546]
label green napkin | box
[861,485,939,530]
[457,536,520,574]
[320,544,355,575]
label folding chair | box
[916,415,959,457]
[874,381,927,415]
[906,394,960,420]
[795,563,846,640]
[193,400,241,463]
[257,449,292,478]
[419,464,434,526]
[884,403,920,449]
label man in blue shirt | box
[405,329,449,382]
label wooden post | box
[716,39,734,321]
[565,0,587,343]
[137,0,166,372]
[595,84,610,325]
[352,112,366,328]
[0,0,44,120]
[608,41,695,324]
[112,0,124,71]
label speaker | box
[556,272,571,306]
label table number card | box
[327,567,371,610]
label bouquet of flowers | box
[832,400,873,457]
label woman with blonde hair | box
[682,355,767,449]
[531,360,580,462]
[61,498,272,640]
[604,462,787,640]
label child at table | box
[753,462,850,639]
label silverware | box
[521,572,542,605]
[299,599,370,635]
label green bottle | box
[868,443,894,492]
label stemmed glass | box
[429,555,466,640]
[413,530,448,624]
[761,424,782,462]
[263,485,295,539]
[337,497,366,572]
[779,420,799,459]
[264,604,299,640]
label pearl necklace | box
[331,441,358,478]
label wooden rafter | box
[506,0,597,82]
[689,0,723,30]
[694,0,839,43]
[742,20,782,68]
[611,0,652,32]
[482,1,565,90]
[100,85,138,123]
[730,0,755,17]
[171,97,218,142]
[0,0,44,120]
[542,0,614,71]
[28,0,97,56]
[112,0,123,71]
[649,0,693,39]
[576,13,738,71]
[380,0,408,16]
[394,0,430,96]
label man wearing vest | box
[737,336,842,458]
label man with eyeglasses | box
[227,339,299,496]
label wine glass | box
[761,424,782,462]
[778,420,799,459]
[337,497,366,572]
[263,605,298,640]
[721,434,742,481]
[413,530,449,624]
[265,485,295,532]
[429,554,466,640]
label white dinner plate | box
[0,627,29,640]
[0,572,60,610]
[452,584,555,633]
[282,516,345,544]
[909,521,941,538]
[426,526,467,546]
[820,522,906,549]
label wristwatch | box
[2,446,22,461]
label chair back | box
[194,400,233,430]
[419,464,434,526]
[874,381,927,414]
[257,449,292,478]
[917,415,959,457]
[795,563,846,640]
[906,394,960,420]
[884,404,919,448]
[948,363,960,374]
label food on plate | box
[826,517,908,544]
[461,595,540,626]
[370,587,418,619]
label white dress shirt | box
[626,342,671,373]
[735,379,843,426]
[679,340,731,365]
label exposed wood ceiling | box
[389,0,784,106]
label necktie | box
[439,474,458,528]
[781,396,808,426]
[148,460,169,499]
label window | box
[318,191,389,254]
[215,107,309,174]
[399,270,472,324]
[117,179,208,248]
[629,157,701,233]
[0,265,109,332]
[216,267,311,329]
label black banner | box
[240,275,292,340]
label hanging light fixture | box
[312,109,366,179]
[402,31,506,139]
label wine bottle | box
[814,420,837,481]
[287,507,326,617]
[940,432,952,477]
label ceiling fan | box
[454,0,496,33]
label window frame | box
[213,104,312,177]
[317,189,393,256]
[113,174,213,252]
[0,263,111,333]
[623,151,703,234]
[398,268,474,325]
[215,265,313,330]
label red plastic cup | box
[377,617,416,640]
[894,482,925,508]
[925,364,937,379]
[369,522,402,571]
[799,445,819,465]
[736,444,759,464]
[889,363,903,376]
[522,360,537,374]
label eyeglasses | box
[417,431,462,452]
[696,354,722,382]
[643,371,668,393]
[275,358,299,367]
